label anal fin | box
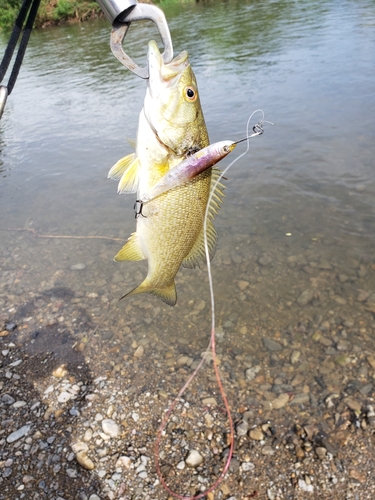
[114,233,145,262]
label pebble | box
[58,391,72,403]
[185,450,204,468]
[5,322,17,331]
[53,365,68,378]
[245,366,261,381]
[291,393,310,405]
[249,429,264,441]
[262,337,282,352]
[349,468,366,483]
[2,394,15,405]
[360,383,373,395]
[66,468,78,478]
[346,398,361,412]
[261,446,275,456]
[298,478,314,492]
[134,345,144,358]
[116,456,132,469]
[83,428,93,442]
[291,350,301,364]
[70,263,86,270]
[71,441,88,453]
[259,254,272,266]
[236,421,249,436]
[297,290,314,306]
[291,373,304,386]
[238,280,249,291]
[271,393,289,409]
[241,462,255,471]
[316,447,327,460]
[201,397,217,406]
[7,425,31,443]
[76,451,95,470]
[101,419,119,438]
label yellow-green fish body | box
[108,41,224,306]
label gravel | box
[1,222,375,500]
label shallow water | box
[1,1,375,498]
[0,4,374,372]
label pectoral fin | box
[120,279,177,307]
[114,233,145,262]
[108,153,140,194]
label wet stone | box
[291,393,310,405]
[262,337,283,352]
[70,263,86,271]
[297,290,314,306]
[335,354,350,367]
[271,393,289,409]
[346,398,361,412]
[259,254,273,266]
[134,345,144,358]
[245,366,261,381]
[360,383,373,395]
[291,351,301,364]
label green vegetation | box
[0,0,102,32]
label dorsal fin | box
[182,219,217,269]
[182,168,225,269]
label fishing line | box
[155,110,272,499]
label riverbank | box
[0,0,158,32]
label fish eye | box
[185,86,197,101]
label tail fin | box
[120,279,177,307]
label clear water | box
[1,0,375,348]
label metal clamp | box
[96,0,137,24]
[110,3,173,79]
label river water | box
[1,1,375,497]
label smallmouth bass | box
[108,41,226,306]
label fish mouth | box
[148,40,189,90]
